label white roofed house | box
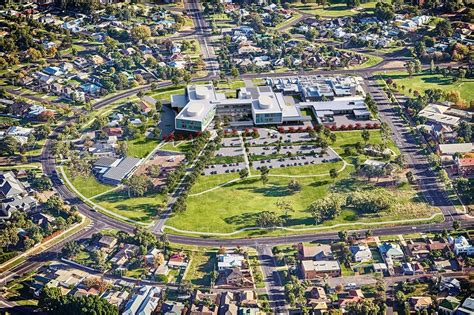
[438,143,474,161]
[0,171,37,219]
[122,285,162,315]
[217,253,245,271]
[350,244,373,263]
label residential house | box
[378,242,404,260]
[409,297,433,311]
[221,268,253,288]
[350,244,372,262]
[190,290,219,315]
[122,285,161,315]
[297,243,333,260]
[168,251,188,269]
[456,158,474,176]
[219,292,238,315]
[438,143,474,160]
[457,297,474,315]
[300,260,341,279]
[438,277,461,296]
[109,243,139,268]
[97,235,117,252]
[438,296,461,315]
[450,236,474,256]
[0,171,37,219]
[5,126,33,145]
[160,301,185,314]
[217,253,245,271]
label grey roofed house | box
[0,171,26,198]
[94,157,142,185]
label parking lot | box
[248,144,321,156]
[203,162,247,175]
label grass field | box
[126,134,160,158]
[293,0,390,17]
[166,129,432,234]
[185,250,216,286]
[93,190,165,223]
[350,53,384,70]
[167,160,437,234]
[64,168,113,198]
[376,70,474,101]
[161,140,193,153]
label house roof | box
[102,157,141,183]
[439,143,474,155]
[458,158,474,167]
[299,243,332,258]
[0,171,26,198]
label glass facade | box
[255,112,282,124]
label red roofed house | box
[456,158,474,176]
[104,127,123,137]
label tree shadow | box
[251,184,293,197]
[224,212,260,226]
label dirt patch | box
[135,150,185,188]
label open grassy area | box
[161,140,193,153]
[293,0,390,17]
[185,250,216,286]
[332,130,401,156]
[147,86,185,102]
[166,128,435,235]
[349,53,384,70]
[376,70,474,101]
[167,161,437,234]
[64,167,113,198]
[126,134,160,158]
[93,190,165,223]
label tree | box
[260,166,269,185]
[38,287,62,311]
[0,136,19,156]
[374,2,394,21]
[61,241,81,258]
[123,174,152,197]
[439,169,450,187]
[414,59,422,73]
[405,61,414,77]
[287,179,302,192]
[338,230,348,242]
[329,168,338,181]
[239,168,249,179]
[434,19,453,37]
[361,129,370,144]
[452,220,460,230]
[256,211,284,228]
[130,25,151,41]
[275,200,294,217]
[116,141,128,156]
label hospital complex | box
[171,76,372,132]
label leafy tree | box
[329,168,338,181]
[123,174,152,197]
[239,168,249,179]
[130,25,151,41]
[287,179,302,192]
[361,129,370,144]
[434,19,453,37]
[0,136,19,155]
[374,2,394,21]
[256,211,284,228]
[61,241,81,258]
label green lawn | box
[126,135,160,158]
[161,140,193,153]
[93,190,164,223]
[349,53,383,70]
[64,167,113,198]
[167,163,437,234]
[147,86,185,102]
[376,70,474,101]
[293,0,390,17]
[332,130,401,156]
